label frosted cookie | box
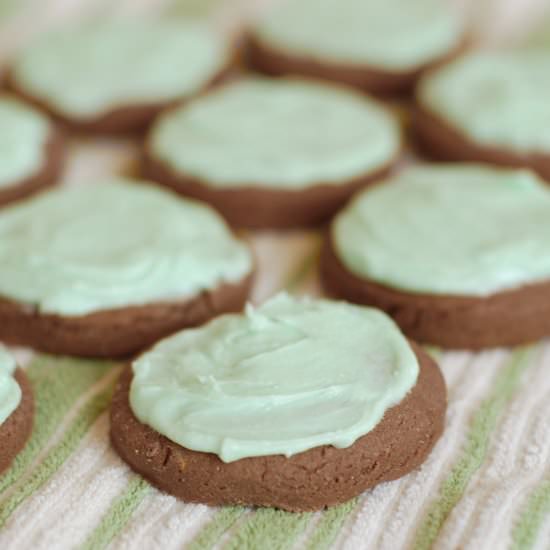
[0,96,63,207]
[416,51,550,181]
[144,78,400,228]
[0,179,254,357]
[0,345,34,474]
[9,20,231,133]
[111,294,446,511]
[248,0,463,95]
[322,164,550,349]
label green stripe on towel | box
[511,479,550,550]
[187,507,245,550]
[305,499,358,550]
[0,382,115,527]
[413,346,537,550]
[284,237,322,293]
[81,476,151,550]
[224,508,313,550]
[0,356,113,497]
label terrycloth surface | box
[1,1,550,549]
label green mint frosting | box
[0,178,252,316]
[255,0,462,71]
[12,20,228,119]
[150,78,400,188]
[130,294,419,462]
[0,345,20,426]
[418,50,550,153]
[0,96,50,189]
[333,164,550,296]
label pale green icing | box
[0,179,252,316]
[334,164,550,297]
[0,96,50,189]
[0,345,21,426]
[419,50,550,154]
[130,293,419,462]
[255,0,462,71]
[12,20,228,119]
[151,78,400,188]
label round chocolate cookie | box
[0,179,254,357]
[322,164,550,349]
[0,96,63,207]
[248,0,463,95]
[8,21,231,133]
[111,295,446,511]
[0,347,34,474]
[144,78,400,229]
[415,50,550,181]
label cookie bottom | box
[0,274,253,358]
[0,369,34,474]
[321,237,550,349]
[110,343,445,512]
[413,105,550,182]
[0,132,64,208]
[247,35,461,96]
[143,151,392,229]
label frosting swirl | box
[130,294,419,462]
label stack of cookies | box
[0,0,547,515]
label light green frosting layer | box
[151,78,400,188]
[0,179,251,316]
[255,0,462,71]
[0,96,50,189]
[0,345,21,426]
[419,50,550,154]
[130,293,419,462]
[13,20,228,119]
[334,164,550,297]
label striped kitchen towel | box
[0,0,549,548]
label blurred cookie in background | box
[8,20,233,133]
[144,77,401,229]
[415,50,550,181]
[247,0,464,95]
[0,95,63,207]
[0,178,254,357]
[322,164,550,349]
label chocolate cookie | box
[8,21,232,133]
[415,51,550,180]
[322,164,550,349]
[111,295,446,511]
[248,0,463,95]
[0,96,63,207]
[0,179,254,357]
[0,347,34,474]
[144,78,400,229]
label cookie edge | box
[0,271,255,358]
[321,233,550,349]
[0,368,34,474]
